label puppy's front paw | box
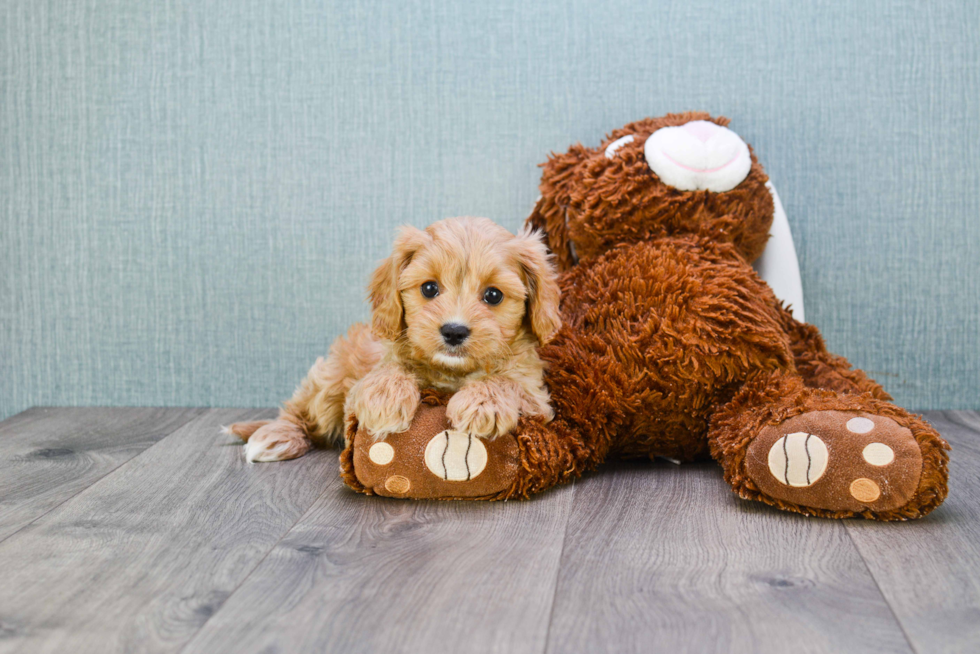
[447,384,520,440]
[349,373,421,440]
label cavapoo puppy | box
[226,216,562,462]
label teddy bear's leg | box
[708,369,949,519]
[777,305,891,399]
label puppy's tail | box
[221,421,271,442]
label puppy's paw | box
[447,384,520,440]
[243,420,311,463]
[349,372,421,440]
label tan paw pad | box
[384,475,411,494]
[368,442,394,465]
[849,478,881,503]
[767,432,828,487]
[862,442,894,466]
[424,430,487,481]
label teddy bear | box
[341,112,950,520]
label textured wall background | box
[2,0,978,419]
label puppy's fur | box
[226,216,561,462]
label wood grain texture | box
[0,408,976,653]
[846,410,980,654]
[544,461,913,654]
[0,409,335,654]
[182,483,577,654]
[0,407,204,542]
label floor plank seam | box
[0,410,205,548]
[175,477,339,654]
[843,524,920,654]
[540,479,577,654]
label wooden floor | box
[0,409,977,654]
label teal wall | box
[2,0,978,419]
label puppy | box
[226,216,562,462]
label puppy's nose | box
[440,323,470,346]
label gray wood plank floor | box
[545,461,912,654]
[0,408,975,654]
[0,408,204,543]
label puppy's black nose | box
[440,323,470,346]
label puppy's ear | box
[512,226,562,345]
[524,144,590,272]
[369,225,429,341]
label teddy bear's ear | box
[524,144,591,272]
[368,225,430,341]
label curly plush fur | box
[340,111,949,520]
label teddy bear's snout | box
[642,120,753,193]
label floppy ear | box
[368,225,429,341]
[512,226,562,345]
[524,144,590,272]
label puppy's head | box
[369,216,561,373]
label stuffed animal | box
[341,112,950,520]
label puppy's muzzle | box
[440,323,470,346]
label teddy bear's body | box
[339,112,950,520]
[546,233,793,462]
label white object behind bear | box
[754,182,805,322]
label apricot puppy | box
[226,216,561,462]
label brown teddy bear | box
[342,111,949,520]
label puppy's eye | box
[420,281,439,298]
[483,287,503,305]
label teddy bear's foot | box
[745,410,926,513]
[711,371,949,519]
[340,390,595,500]
[344,401,522,499]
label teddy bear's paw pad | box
[746,411,922,513]
[423,430,488,481]
[352,404,519,499]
